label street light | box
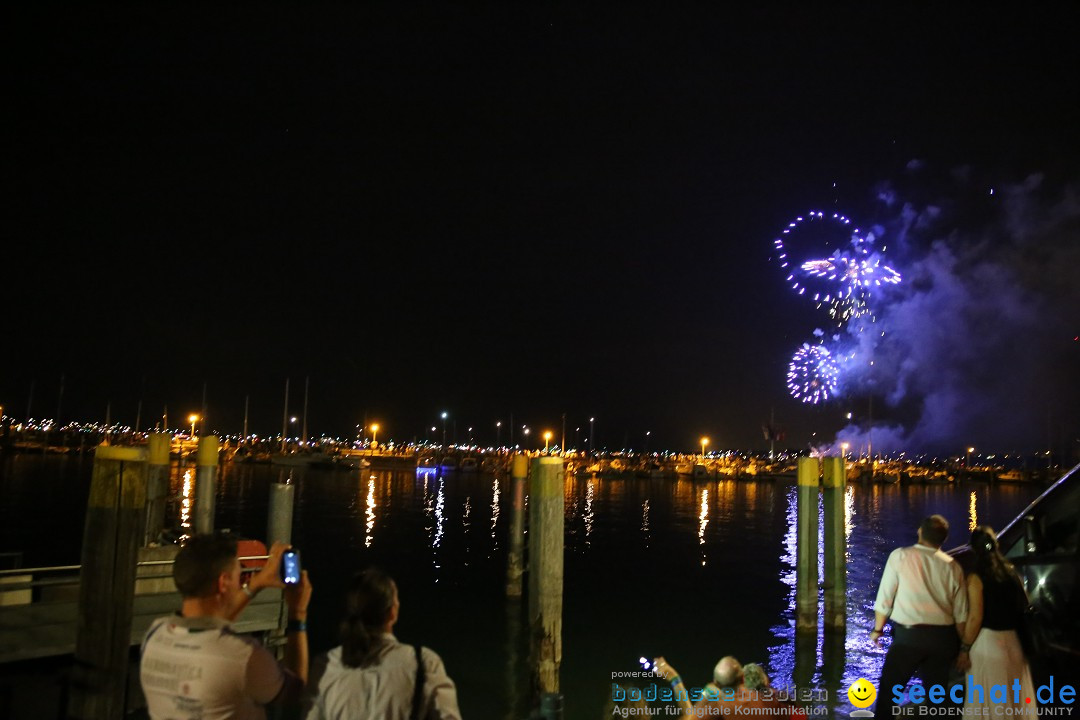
[189,414,199,438]
[589,417,595,455]
[468,427,473,445]
[966,446,974,468]
[496,420,502,448]
[370,424,379,447]
[700,436,709,460]
[841,442,849,462]
[523,427,531,448]
[646,431,651,454]
[441,412,448,447]
[543,431,553,452]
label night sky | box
[7,6,1079,455]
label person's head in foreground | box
[340,567,400,667]
[918,514,949,549]
[742,662,769,691]
[173,533,240,600]
[713,656,743,689]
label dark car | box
[950,462,1080,692]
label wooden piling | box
[144,433,170,546]
[796,456,819,635]
[69,445,147,720]
[267,481,295,546]
[528,456,564,696]
[506,454,528,597]
[194,435,219,535]
[822,456,847,632]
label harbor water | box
[0,453,1047,719]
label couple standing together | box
[872,515,1036,716]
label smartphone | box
[281,549,301,585]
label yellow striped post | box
[796,456,820,635]
[822,456,847,632]
[69,445,148,720]
[528,456,564,695]
[144,433,171,545]
[195,435,219,534]
[506,454,529,597]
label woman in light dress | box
[957,526,1037,716]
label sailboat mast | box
[302,376,309,446]
[281,378,290,452]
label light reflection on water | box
[490,478,500,545]
[179,468,194,538]
[364,478,375,548]
[698,488,709,566]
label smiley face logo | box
[847,678,877,709]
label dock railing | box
[0,554,284,665]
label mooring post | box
[796,456,819,634]
[822,456,847,632]
[267,479,295,546]
[528,456,564,702]
[507,453,528,597]
[194,435,219,535]
[144,433,170,546]
[69,445,148,720]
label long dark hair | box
[340,568,397,668]
[970,525,1028,612]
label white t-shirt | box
[141,614,285,720]
[305,634,461,720]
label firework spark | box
[773,210,901,325]
[787,343,840,404]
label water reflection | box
[434,480,445,550]
[462,496,472,567]
[180,468,194,538]
[969,491,978,531]
[698,488,709,566]
[491,478,500,546]
[845,485,855,540]
[641,500,650,548]
[365,478,376,548]
[583,479,594,547]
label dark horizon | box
[6,6,1079,457]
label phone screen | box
[281,550,301,585]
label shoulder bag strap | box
[411,644,426,720]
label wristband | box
[241,585,256,599]
[287,619,307,633]
[670,675,682,688]
[959,643,971,652]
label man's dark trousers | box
[875,624,960,717]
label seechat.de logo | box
[847,678,876,717]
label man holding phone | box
[140,534,313,720]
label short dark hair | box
[173,534,238,598]
[920,515,949,547]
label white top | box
[304,634,461,720]
[141,615,285,720]
[873,544,969,627]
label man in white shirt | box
[140,534,312,720]
[871,514,968,717]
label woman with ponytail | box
[958,526,1037,715]
[305,568,461,719]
